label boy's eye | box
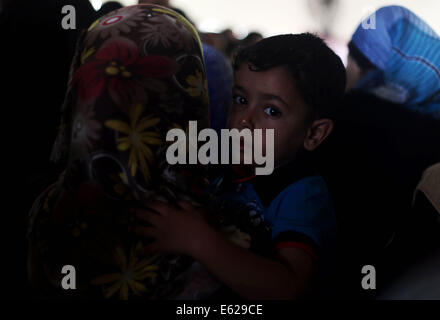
[264,106,281,117]
[233,94,247,105]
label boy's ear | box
[303,118,334,151]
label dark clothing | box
[209,157,337,298]
[2,0,96,298]
[315,90,440,298]
[3,0,97,206]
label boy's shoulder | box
[209,163,336,253]
[267,174,333,224]
[275,175,330,203]
[251,157,320,206]
[254,164,335,249]
[267,174,336,251]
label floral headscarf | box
[51,4,210,199]
[28,5,217,300]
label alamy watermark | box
[166,121,274,175]
[61,265,76,290]
[361,265,376,290]
[61,5,76,30]
[61,4,377,31]
[361,6,376,30]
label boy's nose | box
[238,108,256,130]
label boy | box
[131,33,346,299]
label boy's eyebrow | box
[261,93,288,108]
[233,85,288,107]
[233,84,247,94]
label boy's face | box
[228,63,312,168]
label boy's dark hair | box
[233,33,346,120]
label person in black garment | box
[314,6,440,298]
[1,0,96,298]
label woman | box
[27,4,218,300]
[346,5,440,117]
[316,6,440,299]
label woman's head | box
[52,4,210,202]
[345,41,376,91]
[347,5,440,116]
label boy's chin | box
[233,148,252,165]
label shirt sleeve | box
[267,175,337,257]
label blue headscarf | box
[202,44,233,133]
[351,5,440,118]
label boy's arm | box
[192,228,315,299]
[131,200,316,300]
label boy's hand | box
[130,200,212,256]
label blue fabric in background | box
[351,5,440,117]
[202,44,234,132]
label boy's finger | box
[146,200,172,216]
[177,200,194,211]
[132,208,159,224]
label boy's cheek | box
[273,135,303,166]
[225,104,235,124]
[226,113,239,130]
